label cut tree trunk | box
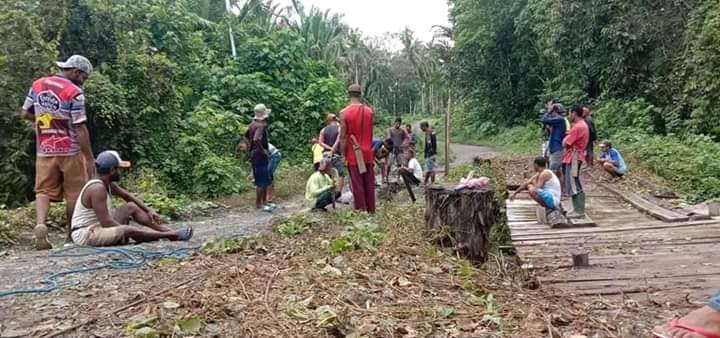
[424,185,500,262]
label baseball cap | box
[254,104,271,120]
[95,150,131,173]
[348,84,362,94]
[56,55,93,75]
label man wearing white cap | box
[70,151,193,246]
[20,55,96,249]
[243,104,273,212]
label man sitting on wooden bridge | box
[510,157,564,224]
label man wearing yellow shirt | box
[305,158,340,211]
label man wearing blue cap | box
[69,151,193,247]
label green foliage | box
[0,0,355,206]
[201,236,261,256]
[450,0,717,141]
[330,221,384,253]
[276,214,318,237]
[192,155,249,197]
[615,131,720,202]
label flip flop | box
[653,317,720,338]
[261,205,274,213]
[177,227,193,241]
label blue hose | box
[0,245,199,298]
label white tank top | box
[541,169,562,206]
[71,179,111,230]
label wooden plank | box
[600,183,690,222]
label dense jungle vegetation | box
[0,0,451,208]
[451,0,720,201]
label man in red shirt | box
[339,84,376,214]
[21,55,95,249]
[562,105,590,218]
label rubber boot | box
[567,192,586,219]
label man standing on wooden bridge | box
[339,84,376,214]
[510,157,564,224]
[562,105,590,219]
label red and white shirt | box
[22,76,86,157]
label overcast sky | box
[278,0,451,42]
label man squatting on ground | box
[305,157,341,211]
[70,151,193,246]
[22,55,96,250]
[598,140,627,180]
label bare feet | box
[653,306,720,338]
[34,224,52,250]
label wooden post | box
[444,94,451,175]
[425,185,499,262]
[572,253,590,267]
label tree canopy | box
[450,0,720,139]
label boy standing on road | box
[244,104,273,212]
[420,121,437,185]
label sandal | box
[653,317,720,338]
[176,227,193,241]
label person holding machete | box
[339,84,376,214]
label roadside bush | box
[192,155,250,197]
[615,130,720,202]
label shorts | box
[537,189,557,209]
[331,154,346,177]
[253,163,271,188]
[267,153,282,182]
[35,153,88,202]
[71,224,126,247]
[548,150,563,171]
[611,166,625,177]
[425,155,437,173]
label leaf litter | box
[1,202,651,337]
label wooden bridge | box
[507,176,720,304]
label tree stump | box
[424,185,500,262]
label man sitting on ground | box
[71,151,193,246]
[305,158,340,211]
[510,157,563,221]
[598,140,626,180]
[398,149,423,186]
